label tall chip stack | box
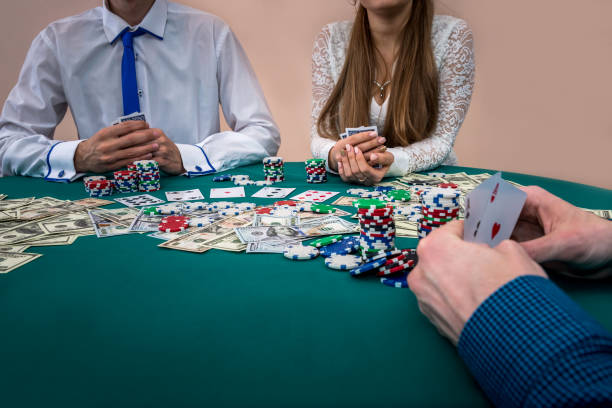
[85,178,114,197]
[305,158,327,183]
[354,199,395,258]
[134,160,161,192]
[83,175,107,194]
[417,187,461,239]
[263,156,284,182]
[113,170,139,193]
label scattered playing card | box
[115,194,164,208]
[464,172,527,247]
[210,187,245,198]
[290,189,340,203]
[165,189,204,202]
[251,187,296,199]
[112,111,147,126]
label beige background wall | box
[1,0,610,189]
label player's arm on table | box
[512,186,612,277]
[407,220,547,344]
[74,121,160,173]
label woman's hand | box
[327,131,385,171]
[336,144,394,185]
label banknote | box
[331,196,358,207]
[252,213,299,227]
[129,208,166,232]
[37,212,94,235]
[0,251,43,273]
[235,225,305,243]
[298,215,359,236]
[88,209,133,238]
[21,234,78,246]
[96,207,140,226]
[200,232,246,252]
[0,244,30,252]
[0,197,35,211]
[245,238,304,253]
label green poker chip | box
[142,206,159,215]
[353,198,386,210]
[307,235,343,248]
[386,190,411,201]
[311,204,336,214]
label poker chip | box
[283,244,319,260]
[264,156,285,182]
[305,158,327,184]
[347,188,369,196]
[325,254,363,270]
[231,175,250,181]
[395,205,422,216]
[427,172,446,177]
[380,270,410,288]
[296,202,312,212]
[182,201,210,212]
[158,215,189,232]
[377,259,415,276]
[349,256,388,276]
[358,190,382,198]
[157,203,183,215]
[269,207,298,217]
[311,204,336,214]
[307,235,343,248]
[188,216,216,227]
[142,206,159,215]
[438,182,459,189]
[263,156,283,165]
[213,174,232,182]
[418,186,461,240]
[254,180,274,186]
[220,207,242,216]
[386,189,411,202]
[133,160,161,192]
[274,200,297,207]
[234,179,254,186]
[255,207,273,214]
[319,236,360,257]
[212,201,234,210]
[353,199,387,210]
[235,202,257,211]
[374,186,395,193]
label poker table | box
[1,163,611,407]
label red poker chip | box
[86,180,112,188]
[357,208,394,216]
[160,215,189,224]
[377,260,415,276]
[274,200,297,206]
[255,207,272,214]
[422,207,460,216]
[438,183,459,189]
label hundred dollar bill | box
[0,219,50,244]
[18,200,86,221]
[298,215,359,236]
[129,208,165,232]
[21,234,78,246]
[72,197,114,208]
[0,194,7,200]
[252,213,299,227]
[398,173,446,186]
[88,209,133,238]
[436,172,479,192]
[235,225,305,243]
[37,211,94,235]
[0,251,43,273]
[331,196,358,207]
[96,207,140,227]
[199,231,247,252]
[0,244,30,252]
[0,197,35,211]
[300,208,351,219]
[581,208,612,220]
[246,238,304,254]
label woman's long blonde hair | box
[317,1,438,147]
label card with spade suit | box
[463,172,526,247]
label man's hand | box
[512,186,612,271]
[336,144,394,185]
[150,129,185,175]
[328,131,385,171]
[408,220,547,344]
[74,121,159,173]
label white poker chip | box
[254,180,274,186]
[263,156,283,164]
[283,244,319,260]
[324,254,363,270]
[395,205,422,216]
[358,190,382,198]
[296,202,312,212]
[156,203,183,215]
[230,175,250,181]
[427,172,447,177]
[235,202,257,211]
[234,179,254,186]
[347,188,370,196]
[270,207,298,217]
[182,201,209,211]
[220,207,243,216]
[212,201,235,210]
[189,216,217,227]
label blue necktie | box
[121,27,147,115]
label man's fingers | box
[112,142,160,162]
[436,220,465,240]
[112,129,160,150]
[104,120,149,139]
[518,235,562,264]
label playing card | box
[464,173,527,247]
[290,190,340,203]
[251,187,296,199]
[464,173,501,241]
[345,125,378,137]
[210,187,245,198]
[165,189,204,202]
[112,111,147,125]
[115,194,164,208]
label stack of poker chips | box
[263,156,284,182]
[354,199,396,258]
[84,177,114,197]
[113,170,139,193]
[305,158,327,183]
[83,175,107,194]
[134,160,161,192]
[417,187,461,239]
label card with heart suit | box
[251,187,296,199]
[290,190,340,203]
[115,194,165,208]
[463,172,527,247]
[165,189,204,202]
[210,187,245,198]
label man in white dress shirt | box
[0,0,280,181]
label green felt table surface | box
[0,163,611,407]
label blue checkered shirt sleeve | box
[457,275,612,408]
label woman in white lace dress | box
[311,0,474,185]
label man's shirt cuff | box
[457,275,612,408]
[44,140,85,182]
[176,143,216,177]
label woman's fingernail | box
[369,131,377,137]
[345,144,352,152]
[371,153,378,161]
[354,146,360,154]
[378,137,385,143]
[338,161,343,168]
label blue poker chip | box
[380,270,410,288]
[350,257,387,276]
[213,174,232,182]
[319,236,360,257]
[374,186,395,192]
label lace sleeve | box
[387,20,475,176]
[310,25,337,167]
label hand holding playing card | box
[74,121,160,173]
[512,186,612,273]
[408,220,548,344]
[150,129,185,175]
[337,144,394,185]
[328,131,384,171]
